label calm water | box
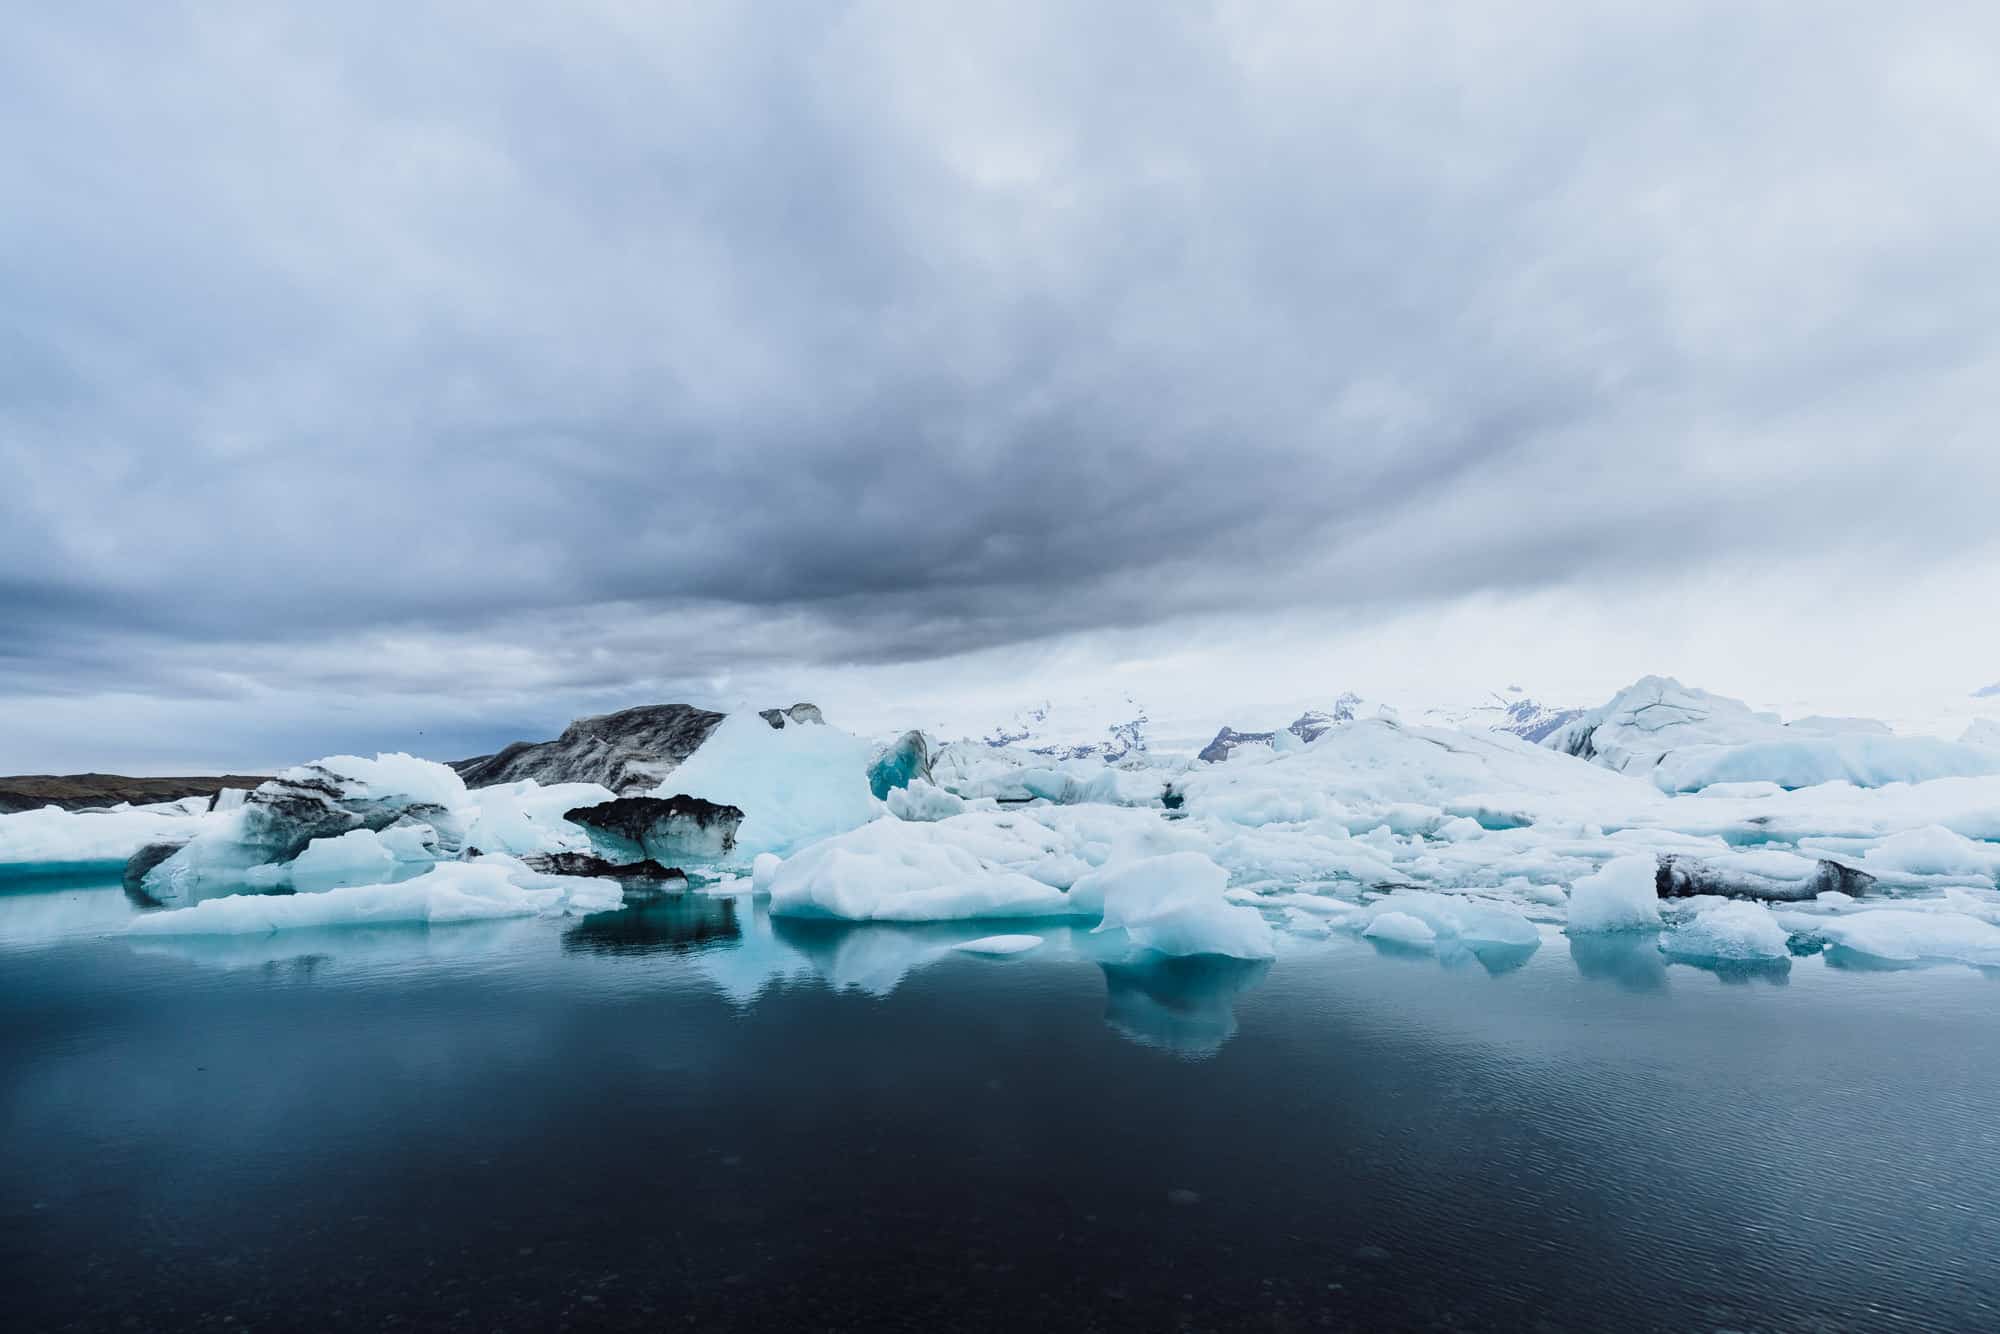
[4,873,1999,1332]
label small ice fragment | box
[1362,911,1436,947]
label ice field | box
[8,675,2000,975]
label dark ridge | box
[0,773,270,815]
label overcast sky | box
[6,2,2000,771]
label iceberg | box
[1662,899,1792,962]
[884,778,967,822]
[1566,856,1663,933]
[0,801,222,878]
[1813,908,2000,968]
[1356,890,1540,949]
[653,711,879,859]
[464,779,618,858]
[132,753,476,907]
[1362,911,1437,948]
[1858,826,2000,881]
[766,816,1078,923]
[866,731,934,800]
[1069,852,1276,960]
[562,794,745,863]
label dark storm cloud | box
[4,0,2000,756]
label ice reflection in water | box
[1100,954,1270,1056]
[561,887,741,955]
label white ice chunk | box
[885,778,967,821]
[656,711,880,858]
[1566,855,1663,932]
[1362,911,1437,947]
[1364,890,1540,948]
[0,803,222,871]
[766,815,1077,922]
[1070,852,1277,959]
[242,827,438,892]
[1859,825,2000,880]
[1815,908,2000,967]
[1662,899,1792,962]
[464,779,616,857]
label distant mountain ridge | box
[0,773,270,815]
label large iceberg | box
[653,711,880,859]
[765,814,1079,922]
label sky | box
[5,1,2000,772]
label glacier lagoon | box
[5,868,1999,1332]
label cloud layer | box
[5,2,1999,767]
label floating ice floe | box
[1069,853,1276,960]
[125,857,621,936]
[1809,908,2000,968]
[1661,899,1792,963]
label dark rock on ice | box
[520,851,688,883]
[563,794,744,862]
[452,704,727,794]
[121,839,196,907]
[758,703,825,729]
[243,767,462,864]
[1654,853,1876,903]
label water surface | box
[4,875,1998,1332]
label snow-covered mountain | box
[978,693,1152,761]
